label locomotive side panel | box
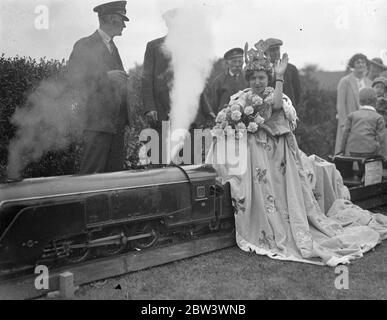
[0,202,85,264]
[86,194,110,224]
[109,183,191,220]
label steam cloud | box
[6,79,85,179]
[163,6,216,162]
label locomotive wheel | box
[66,235,90,264]
[131,222,159,250]
[97,227,128,257]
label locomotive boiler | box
[0,165,234,271]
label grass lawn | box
[74,240,387,300]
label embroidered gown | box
[206,88,387,266]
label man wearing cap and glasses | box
[67,1,129,174]
[204,48,248,116]
[264,38,301,108]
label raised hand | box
[274,53,289,77]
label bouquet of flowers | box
[212,87,275,138]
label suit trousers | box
[80,130,125,174]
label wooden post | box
[47,271,78,299]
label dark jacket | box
[206,71,248,115]
[141,36,173,122]
[141,36,211,127]
[67,31,128,134]
[270,63,301,107]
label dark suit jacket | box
[270,63,301,107]
[141,36,211,128]
[142,36,173,122]
[206,71,248,115]
[67,31,128,134]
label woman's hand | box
[274,53,289,78]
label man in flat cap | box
[204,48,248,116]
[367,57,387,82]
[67,1,129,174]
[264,38,301,108]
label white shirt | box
[98,28,113,53]
[356,77,366,91]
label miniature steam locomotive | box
[0,165,234,271]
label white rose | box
[245,90,253,99]
[263,87,274,96]
[236,122,247,130]
[224,126,235,137]
[252,95,263,106]
[215,112,227,123]
[254,115,265,125]
[247,122,259,133]
[244,106,254,116]
[230,103,242,112]
[231,110,242,121]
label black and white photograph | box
[0,0,387,304]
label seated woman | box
[206,40,387,266]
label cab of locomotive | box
[178,165,234,229]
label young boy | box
[338,87,385,157]
[372,77,387,126]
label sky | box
[1,0,387,71]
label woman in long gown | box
[207,40,387,266]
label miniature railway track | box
[1,182,387,300]
[0,230,235,300]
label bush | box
[295,65,338,159]
[0,55,75,180]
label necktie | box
[109,39,118,54]
[109,39,123,69]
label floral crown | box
[244,40,273,73]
